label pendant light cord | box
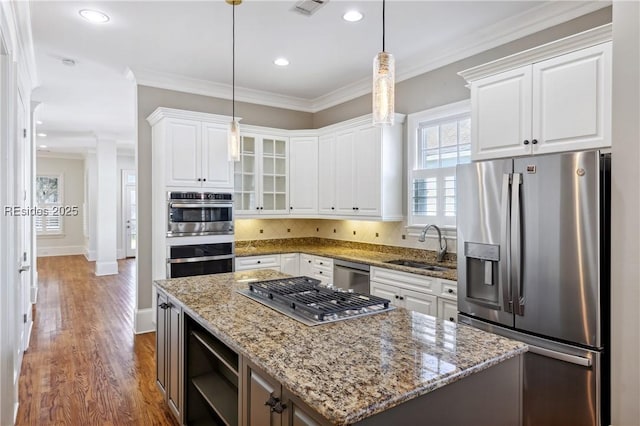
[382,0,385,52]
[232,2,236,120]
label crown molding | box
[146,107,236,126]
[133,1,610,114]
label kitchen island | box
[154,269,527,426]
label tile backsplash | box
[235,218,457,253]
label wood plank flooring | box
[16,255,178,426]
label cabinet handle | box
[319,262,323,265]
[394,295,399,299]
[257,260,261,264]
[265,396,277,408]
[318,271,323,274]
[256,207,260,210]
[290,206,293,210]
[260,207,264,210]
[531,139,538,145]
[331,207,335,210]
[523,140,530,145]
[447,289,454,294]
[203,178,207,181]
[308,260,312,263]
[399,296,405,300]
[197,178,201,182]
[159,302,170,310]
[449,317,455,322]
[272,400,287,414]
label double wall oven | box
[166,192,235,278]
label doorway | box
[122,169,137,258]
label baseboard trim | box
[24,320,33,351]
[95,261,118,276]
[14,401,19,425]
[135,308,155,334]
[84,248,96,261]
[117,248,125,259]
[37,245,84,257]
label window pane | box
[459,118,471,146]
[413,178,437,216]
[444,176,456,217]
[440,121,457,147]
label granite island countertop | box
[235,238,458,281]
[155,269,527,425]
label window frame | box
[406,100,471,233]
[35,173,64,236]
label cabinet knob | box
[203,178,207,181]
[159,302,170,310]
[260,207,264,210]
[355,207,359,210]
[318,271,323,274]
[449,317,455,322]
[197,178,202,181]
[272,401,287,414]
[308,260,312,263]
[290,206,293,210]
[531,139,538,145]
[265,396,277,408]
[257,260,261,264]
[331,207,335,210]
[399,296,405,300]
[256,207,260,210]
[448,289,454,294]
[394,295,399,299]
[523,140,530,145]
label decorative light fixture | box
[79,9,110,24]
[372,0,394,126]
[343,10,363,22]
[227,0,241,162]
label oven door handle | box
[169,202,231,208]
[167,254,235,264]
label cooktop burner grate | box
[248,276,391,321]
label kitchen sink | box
[385,259,451,272]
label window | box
[35,174,63,235]
[408,100,471,228]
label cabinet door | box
[438,298,458,323]
[261,137,289,214]
[334,131,356,215]
[165,118,203,187]
[236,255,281,271]
[299,254,314,277]
[318,134,337,215]
[202,123,233,189]
[402,289,438,316]
[471,65,532,160]
[247,367,282,426]
[290,403,322,426]
[370,282,400,307]
[280,253,300,276]
[156,292,168,397]
[532,42,611,154]
[234,135,259,213]
[354,126,381,216]
[289,137,318,215]
[167,302,182,419]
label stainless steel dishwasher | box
[333,259,370,294]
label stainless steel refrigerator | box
[456,150,610,426]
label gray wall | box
[136,86,313,311]
[313,7,612,127]
[611,2,640,424]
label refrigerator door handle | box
[500,173,512,313]
[528,344,592,367]
[511,173,525,316]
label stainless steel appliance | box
[166,238,235,278]
[237,276,394,326]
[333,259,370,294]
[456,150,610,426]
[167,192,233,237]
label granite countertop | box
[235,238,458,281]
[155,270,527,425]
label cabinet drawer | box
[370,267,439,294]
[439,279,458,300]
[313,256,333,269]
[235,255,281,271]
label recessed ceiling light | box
[39,145,48,149]
[274,58,290,67]
[343,10,363,22]
[37,133,47,138]
[36,120,43,125]
[79,9,110,24]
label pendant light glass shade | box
[372,51,395,126]
[228,119,240,162]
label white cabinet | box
[317,115,404,220]
[235,254,281,272]
[280,253,300,276]
[289,137,318,216]
[234,133,289,216]
[370,267,457,320]
[149,111,234,189]
[299,254,333,285]
[463,35,612,161]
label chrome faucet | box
[418,224,447,262]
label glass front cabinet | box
[234,133,289,216]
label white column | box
[95,139,118,276]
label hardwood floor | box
[16,255,178,426]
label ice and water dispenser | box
[464,242,501,306]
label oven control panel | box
[168,192,233,201]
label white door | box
[532,42,612,154]
[289,137,318,215]
[165,118,202,187]
[123,170,137,258]
[334,131,356,216]
[202,122,233,189]
[17,91,31,355]
[370,282,399,307]
[318,134,336,215]
[438,298,458,323]
[353,126,381,216]
[280,253,300,276]
[402,289,438,316]
[471,65,533,160]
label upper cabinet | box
[148,108,234,190]
[234,131,289,216]
[460,24,612,161]
[289,136,318,216]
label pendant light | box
[372,0,395,126]
[227,0,241,161]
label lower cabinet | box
[370,281,438,317]
[280,253,300,276]
[438,298,458,323]
[236,254,281,272]
[299,254,333,285]
[244,361,329,426]
[156,290,183,423]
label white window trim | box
[35,173,64,236]
[406,99,470,231]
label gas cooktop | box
[237,276,394,326]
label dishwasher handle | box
[333,259,370,273]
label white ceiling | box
[29,0,608,153]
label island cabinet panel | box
[156,290,183,423]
